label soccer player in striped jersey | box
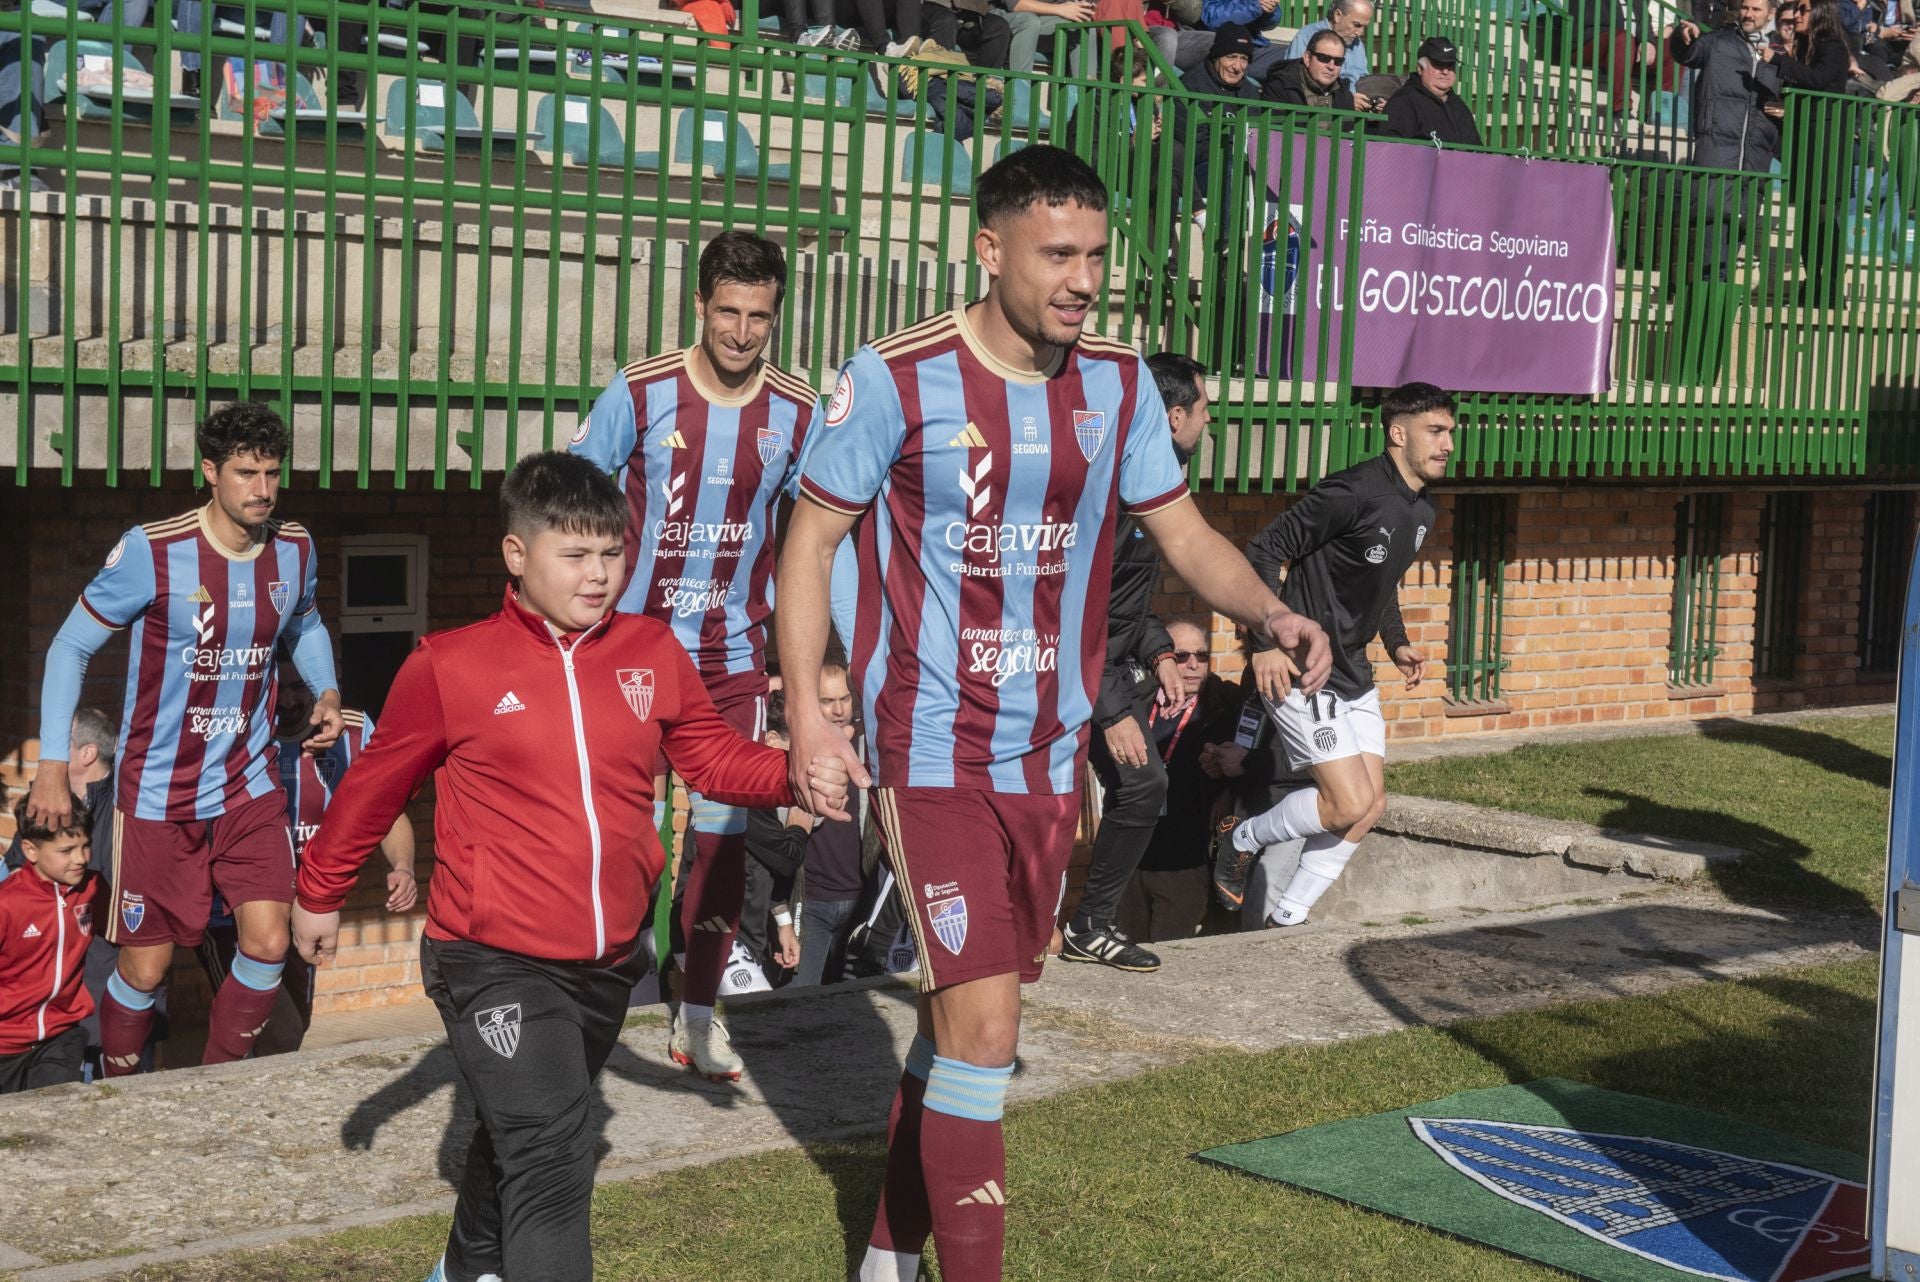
[198,677,417,1055]
[570,231,823,1081]
[27,403,344,1074]
[777,146,1332,1282]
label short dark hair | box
[1165,613,1210,640]
[1146,352,1207,414]
[499,451,628,541]
[13,794,91,845]
[1308,28,1347,57]
[821,659,849,682]
[1107,45,1149,82]
[765,689,789,740]
[976,145,1109,229]
[698,230,788,306]
[197,401,290,467]
[1381,382,1456,429]
[71,707,117,764]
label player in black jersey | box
[1227,383,1454,926]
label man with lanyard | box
[1060,352,1214,974]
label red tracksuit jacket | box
[0,868,100,1056]
[297,589,794,965]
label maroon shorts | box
[870,786,1080,992]
[654,669,770,778]
[108,787,295,947]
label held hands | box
[291,902,341,965]
[787,713,867,823]
[1394,643,1428,689]
[23,761,73,831]
[307,690,345,753]
[1103,716,1151,769]
[1263,608,1333,695]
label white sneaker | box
[670,1011,744,1082]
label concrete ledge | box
[1377,795,1747,883]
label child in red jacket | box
[0,796,103,1092]
[292,452,850,1282]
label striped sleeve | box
[1118,358,1189,515]
[78,526,155,629]
[798,349,906,515]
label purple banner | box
[1253,133,1616,395]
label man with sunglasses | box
[1262,27,1371,109]
[1059,352,1214,974]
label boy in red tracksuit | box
[0,797,104,1092]
[291,452,850,1282]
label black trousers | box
[0,1023,86,1092]
[1077,688,1170,932]
[422,935,645,1282]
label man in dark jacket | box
[1060,353,1212,973]
[1174,23,1260,203]
[1261,27,1365,109]
[1379,37,1483,144]
[1670,0,1782,278]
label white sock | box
[1237,787,1327,851]
[682,1001,715,1024]
[1272,834,1359,924]
[858,1245,922,1282]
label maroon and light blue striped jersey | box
[798,308,1189,795]
[278,708,373,861]
[77,508,327,822]
[571,348,822,681]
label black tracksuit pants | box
[1077,688,1169,932]
[422,935,645,1282]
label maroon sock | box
[678,828,745,1007]
[920,1105,1008,1281]
[202,950,284,1065]
[99,983,157,1077]
[869,1060,933,1255]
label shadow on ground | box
[1697,718,1891,790]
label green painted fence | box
[0,0,1913,491]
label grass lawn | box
[1388,713,1894,914]
[86,956,1878,1282]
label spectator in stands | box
[788,0,907,53]
[1772,1,1802,53]
[0,2,46,192]
[1174,23,1258,199]
[1767,0,1855,303]
[1562,0,1661,115]
[903,0,1014,71]
[1066,46,1164,190]
[1201,0,1300,80]
[1262,27,1373,109]
[994,0,1094,74]
[1379,37,1482,144]
[1115,618,1241,945]
[1671,0,1783,278]
[1283,0,1373,84]
[1139,0,1218,70]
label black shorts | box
[0,1023,87,1093]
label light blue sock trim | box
[424,1257,446,1282]
[229,950,285,992]
[688,794,748,835]
[904,1034,936,1082]
[107,970,157,1011]
[653,799,668,832]
[923,1054,1014,1123]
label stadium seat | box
[1004,77,1048,131]
[44,40,196,125]
[533,92,628,167]
[673,108,791,181]
[569,22,696,86]
[383,78,517,153]
[900,127,972,195]
[993,136,1028,164]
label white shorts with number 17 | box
[1262,687,1387,772]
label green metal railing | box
[1668,490,1724,687]
[1447,491,1509,703]
[1859,489,1913,674]
[1754,489,1808,681]
[0,0,1914,492]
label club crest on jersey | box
[269,581,291,612]
[928,895,968,955]
[120,892,145,934]
[618,668,656,721]
[1073,410,1108,461]
[75,904,92,933]
[757,425,783,466]
[825,369,855,426]
[476,1004,522,1059]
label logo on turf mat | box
[1409,1117,1870,1282]
[617,669,656,721]
[476,1004,522,1059]
[928,895,968,955]
[120,892,144,934]
[1072,410,1107,461]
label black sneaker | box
[1211,814,1253,910]
[1060,923,1160,972]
